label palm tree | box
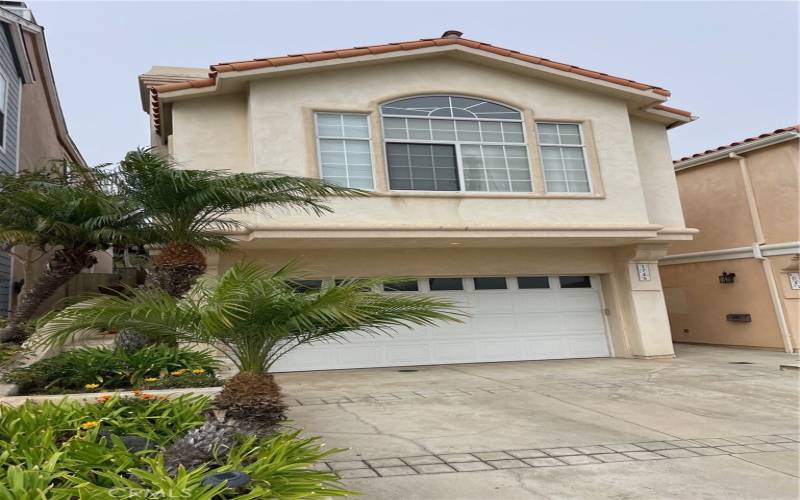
[39,262,463,424]
[0,164,139,343]
[114,149,364,298]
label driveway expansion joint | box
[323,434,800,478]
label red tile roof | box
[674,125,800,164]
[149,32,691,135]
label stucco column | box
[613,244,675,358]
[204,250,222,277]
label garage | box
[272,275,611,372]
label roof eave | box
[674,130,799,171]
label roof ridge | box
[205,35,671,96]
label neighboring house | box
[0,2,84,317]
[661,126,799,353]
[139,31,697,371]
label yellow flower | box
[144,377,159,382]
[84,384,100,389]
[170,369,188,376]
[191,369,206,375]
[80,421,99,430]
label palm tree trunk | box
[147,262,206,298]
[0,249,96,343]
[113,248,205,352]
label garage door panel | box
[524,337,571,358]
[559,311,606,332]
[512,293,558,313]
[433,341,477,362]
[513,313,562,332]
[478,338,524,361]
[569,336,610,357]
[274,274,610,371]
[337,345,383,365]
[474,314,518,334]
[385,343,432,364]
[556,292,602,311]
[472,294,517,314]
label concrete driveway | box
[276,344,799,499]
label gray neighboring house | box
[0,2,83,317]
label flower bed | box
[4,345,224,395]
[0,393,350,498]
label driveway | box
[276,344,800,499]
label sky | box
[29,0,799,166]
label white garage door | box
[272,275,611,372]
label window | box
[315,113,374,189]
[0,73,7,149]
[383,280,420,292]
[290,279,322,292]
[517,276,550,289]
[473,277,507,290]
[429,277,464,291]
[381,96,532,192]
[537,123,590,193]
[559,276,592,288]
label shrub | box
[0,395,350,498]
[5,345,221,394]
[138,369,223,390]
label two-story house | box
[661,126,799,353]
[0,3,83,318]
[139,31,696,371]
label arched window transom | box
[380,95,532,193]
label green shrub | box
[139,369,223,390]
[5,345,222,394]
[0,395,350,498]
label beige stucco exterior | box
[141,46,697,360]
[661,137,800,351]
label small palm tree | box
[0,164,140,342]
[114,149,364,298]
[39,262,463,424]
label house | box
[0,2,84,317]
[660,126,799,352]
[138,31,697,371]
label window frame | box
[379,95,534,194]
[535,121,593,194]
[313,111,376,191]
[0,70,9,152]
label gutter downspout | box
[731,152,794,353]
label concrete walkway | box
[276,344,799,499]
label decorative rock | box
[201,471,251,488]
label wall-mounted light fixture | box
[719,271,736,284]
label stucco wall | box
[668,157,755,254]
[167,56,684,231]
[661,258,785,349]
[17,29,71,171]
[746,141,799,245]
[629,116,686,228]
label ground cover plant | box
[0,394,350,498]
[4,344,221,394]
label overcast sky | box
[30,0,799,166]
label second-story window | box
[315,112,374,189]
[381,96,532,193]
[537,123,591,193]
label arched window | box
[380,96,531,192]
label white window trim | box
[536,121,593,194]
[314,112,375,191]
[379,95,534,194]
[0,70,9,153]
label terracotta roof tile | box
[652,104,692,117]
[148,32,685,136]
[675,125,800,163]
